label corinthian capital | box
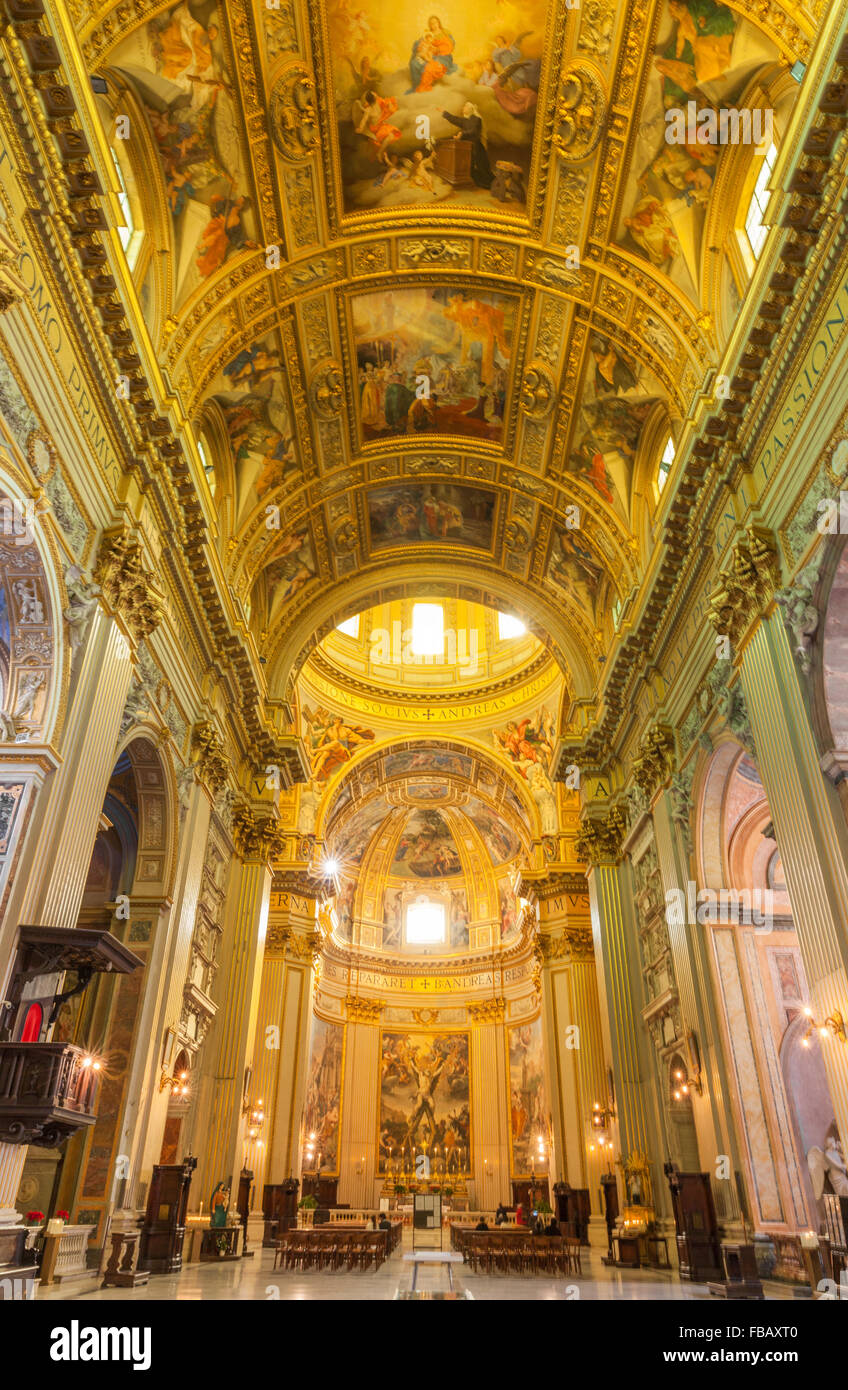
[94,525,164,643]
[232,805,285,862]
[707,525,781,645]
[575,805,627,866]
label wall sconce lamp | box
[591,1101,613,1129]
[244,1098,266,1141]
[160,1067,189,1096]
[671,1067,691,1102]
[801,1006,846,1046]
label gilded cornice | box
[707,526,782,648]
[517,871,587,901]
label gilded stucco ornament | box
[707,526,781,645]
[309,362,344,418]
[345,995,384,1024]
[232,806,285,861]
[190,721,230,795]
[0,234,25,313]
[631,724,676,799]
[519,362,557,419]
[468,998,507,1023]
[270,66,319,162]
[775,560,822,673]
[554,62,606,163]
[331,519,358,554]
[504,519,532,553]
[93,527,163,644]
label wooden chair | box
[565,1236,582,1275]
[273,1232,290,1270]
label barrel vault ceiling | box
[71,0,815,722]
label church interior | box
[0,0,847,1318]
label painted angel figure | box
[355,89,402,163]
[401,142,438,194]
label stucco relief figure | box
[808,1131,848,1199]
[13,578,44,625]
[13,670,44,723]
[63,564,101,654]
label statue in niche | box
[209,1180,231,1227]
[808,1127,848,1199]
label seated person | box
[378,1214,392,1233]
[495,1203,508,1225]
[475,1217,489,1231]
[365,1215,376,1231]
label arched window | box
[744,141,777,261]
[657,435,675,495]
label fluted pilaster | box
[739,609,848,1144]
[191,852,272,1202]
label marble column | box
[738,607,848,1144]
[189,825,273,1205]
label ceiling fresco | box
[77,0,814,759]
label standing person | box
[495,1203,508,1226]
[516,1202,526,1227]
[438,103,494,189]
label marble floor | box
[39,1236,804,1302]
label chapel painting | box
[303,1015,344,1172]
[546,520,615,621]
[368,483,496,551]
[111,1,255,305]
[352,287,515,443]
[465,795,520,864]
[615,0,778,303]
[328,0,548,213]
[509,1017,546,1174]
[391,808,462,878]
[379,1031,471,1169]
[383,746,474,779]
[564,336,664,525]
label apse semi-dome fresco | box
[0,0,845,1341]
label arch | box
[317,734,541,845]
[694,737,745,892]
[269,560,598,707]
[111,731,179,903]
